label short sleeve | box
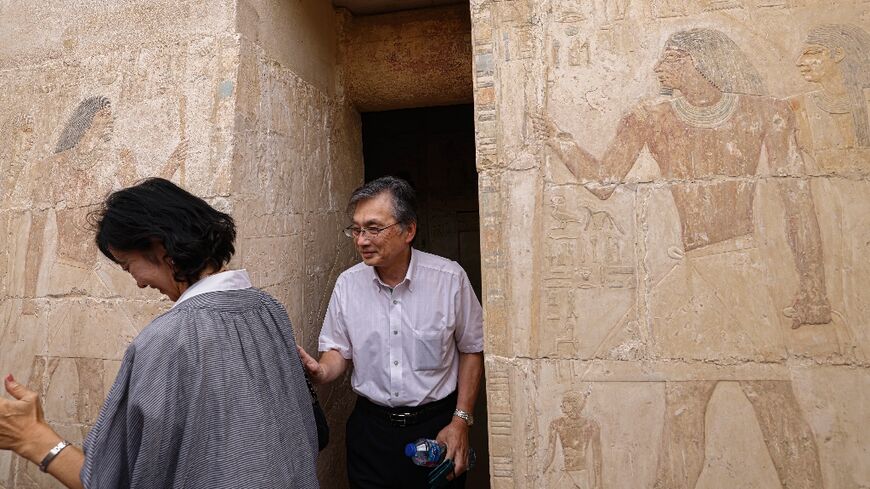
[453,269,484,353]
[318,277,354,359]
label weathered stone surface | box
[343,4,474,111]
[473,0,870,487]
[1,1,359,488]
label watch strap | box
[453,408,474,426]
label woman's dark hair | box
[90,178,236,285]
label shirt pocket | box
[412,329,448,372]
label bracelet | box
[38,440,71,473]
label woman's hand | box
[1,375,85,489]
[0,375,57,462]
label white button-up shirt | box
[319,249,484,407]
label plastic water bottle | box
[404,438,476,470]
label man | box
[534,28,828,488]
[298,176,484,488]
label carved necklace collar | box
[810,90,851,114]
[671,92,739,129]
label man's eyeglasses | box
[343,222,400,239]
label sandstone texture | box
[471,0,870,487]
[0,1,359,488]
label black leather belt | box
[357,391,457,427]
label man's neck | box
[681,83,723,107]
[819,72,848,99]
[375,248,412,288]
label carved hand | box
[530,113,558,147]
[784,286,832,329]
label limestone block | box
[476,0,869,486]
[343,5,474,111]
[0,0,236,70]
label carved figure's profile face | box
[77,106,113,157]
[654,47,694,92]
[90,106,114,143]
[796,44,843,83]
[561,392,587,417]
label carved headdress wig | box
[664,28,767,96]
[805,24,870,146]
[55,96,111,154]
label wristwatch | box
[453,409,474,427]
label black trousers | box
[346,397,468,489]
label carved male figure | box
[536,28,827,488]
[791,23,870,171]
[789,24,870,360]
[543,391,603,489]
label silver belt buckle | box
[389,412,410,427]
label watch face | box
[454,410,473,426]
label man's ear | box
[404,221,417,244]
[830,46,846,63]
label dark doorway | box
[362,104,489,488]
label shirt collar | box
[172,269,253,308]
[369,248,417,293]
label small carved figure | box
[543,391,603,489]
[791,24,870,171]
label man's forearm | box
[778,179,826,287]
[318,349,350,384]
[455,352,484,413]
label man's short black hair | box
[347,176,418,229]
[90,177,236,285]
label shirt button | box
[393,361,399,366]
[394,392,399,397]
[393,330,398,335]
[392,299,398,304]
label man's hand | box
[297,346,327,384]
[784,286,832,329]
[297,347,349,385]
[435,417,470,480]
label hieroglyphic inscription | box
[595,0,631,25]
[700,0,744,11]
[472,5,499,166]
[486,362,515,485]
[545,196,634,290]
[649,0,688,18]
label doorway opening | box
[362,104,489,487]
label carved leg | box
[654,381,717,489]
[740,381,824,489]
[22,211,46,314]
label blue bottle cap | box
[404,443,417,458]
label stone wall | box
[343,4,473,111]
[234,2,361,487]
[0,1,360,488]
[0,2,237,486]
[470,0,870,487]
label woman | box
[0,178,319,488]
